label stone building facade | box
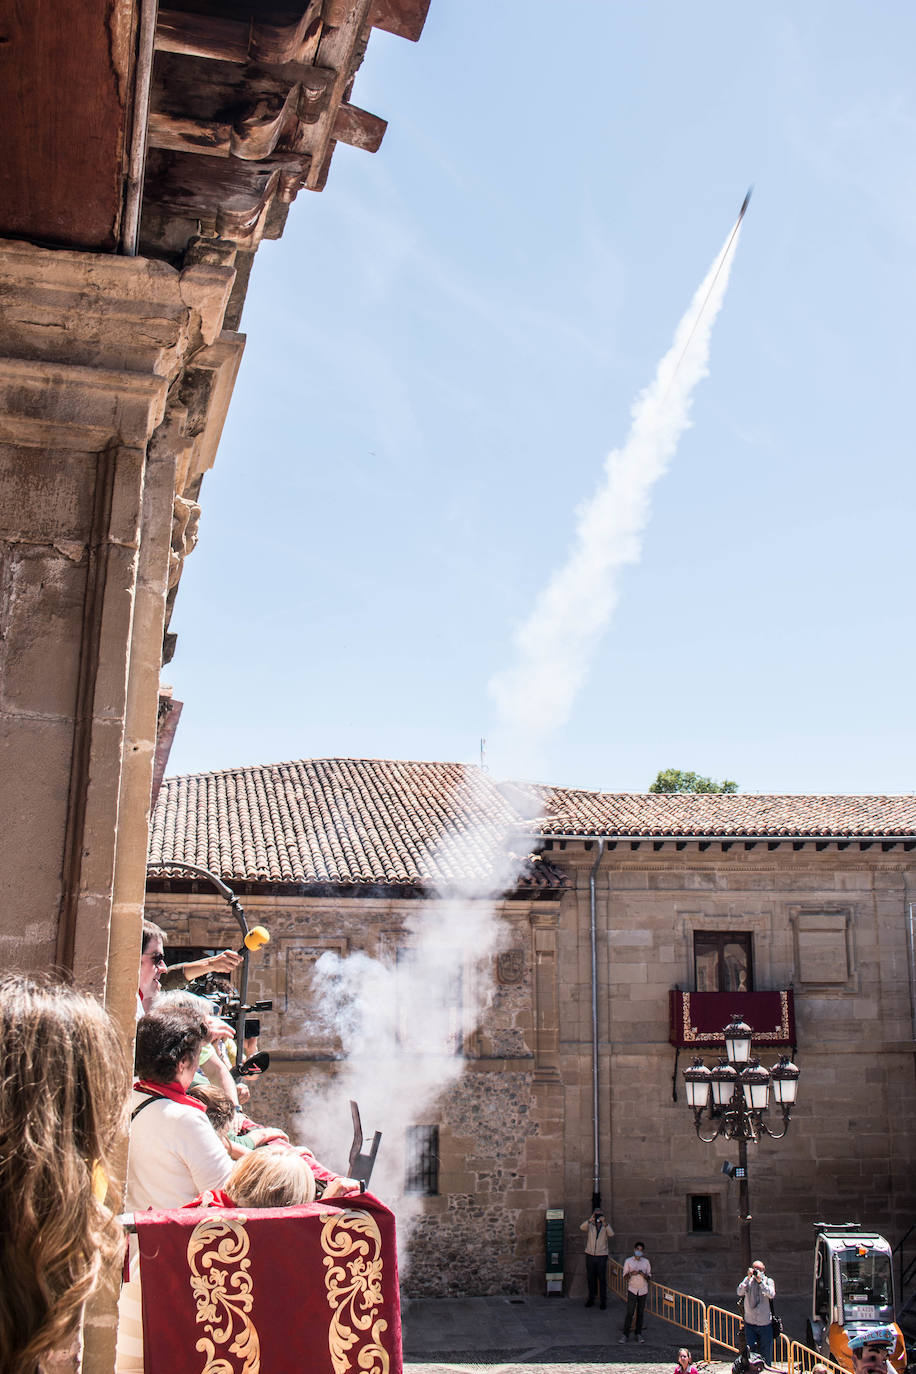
[0,10,430,1367]
[148,759,916,1301]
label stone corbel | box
[168,494,201,589]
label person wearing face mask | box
[620,1241,652,1343]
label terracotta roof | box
[533,788,916,839]
[149,757,563,890]
[149,759,916,890]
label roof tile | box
[149,759,916,888]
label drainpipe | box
[905,873,916,1042]
[589,839,606,1209]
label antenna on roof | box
[480,738,488,772]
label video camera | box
[188,970,272,1040]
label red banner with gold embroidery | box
[134,1195,401,1374]
[668,989,796,1048]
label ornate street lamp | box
[724,1014,753,1065]
[683,1058,712,1111]
[682,1018,800,1270]
[769,1054,800,1114]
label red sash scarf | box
[134,1079,206,1112]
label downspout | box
[904,871,916,1043]
[589,839,606,1208]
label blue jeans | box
[745,1322,774,1364]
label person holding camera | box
[620,1241,652,1342]
[580,1207,614,1308]
[737,1259,776,1364]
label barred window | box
[405,1125,439,1196]
[690,1194,713,1233]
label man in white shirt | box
[620,1242,652,1343]
[737,1260,776,1365]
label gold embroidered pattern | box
[322,1209,389,1374]
[187,1216,261,1373]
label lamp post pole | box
[738,1134,752,1273]
[682,1016,799,1273]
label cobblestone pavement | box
[403,1293,736,1372]
[403,1290,808,1374]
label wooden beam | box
[368,0,431,41]
[148,112,233,157]
[156,11,251,63]
[0,0,132,250]
[156,4,325,68]
[333,103,387,152]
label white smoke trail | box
[489,219,743,746]
[296,824,521,1246]
[297,211,745,1280]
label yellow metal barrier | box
[607,1269,845,1373]
[707,1302,745,1358]
[786,1339,848,1374]
[609,1259,709,1358]
[607,1257,627,1302]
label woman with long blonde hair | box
[0,975,129,1374]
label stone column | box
[0,237,243,1372]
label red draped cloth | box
[134,1194,401,1374]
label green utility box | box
[546,1207,564,1294]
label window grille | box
[405,1125,439,1195]
[690,1194,713,1233]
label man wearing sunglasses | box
[138,919,242,1015]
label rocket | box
[738,187,753,222]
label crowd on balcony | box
[0,921,362,1374]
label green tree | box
[648,769,738,794]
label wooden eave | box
[0,0,430,264]
[0,0,137,251]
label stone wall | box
[147,842,916,1305]
[554,844,916,1300]
[147,888,564,1296]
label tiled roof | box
[149,759,916,890]
[149,757,563,891]
[534,788,916,839]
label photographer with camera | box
[580,1207,614,1309]
[737,1259,776,1365]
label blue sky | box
[166,1,916,795]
